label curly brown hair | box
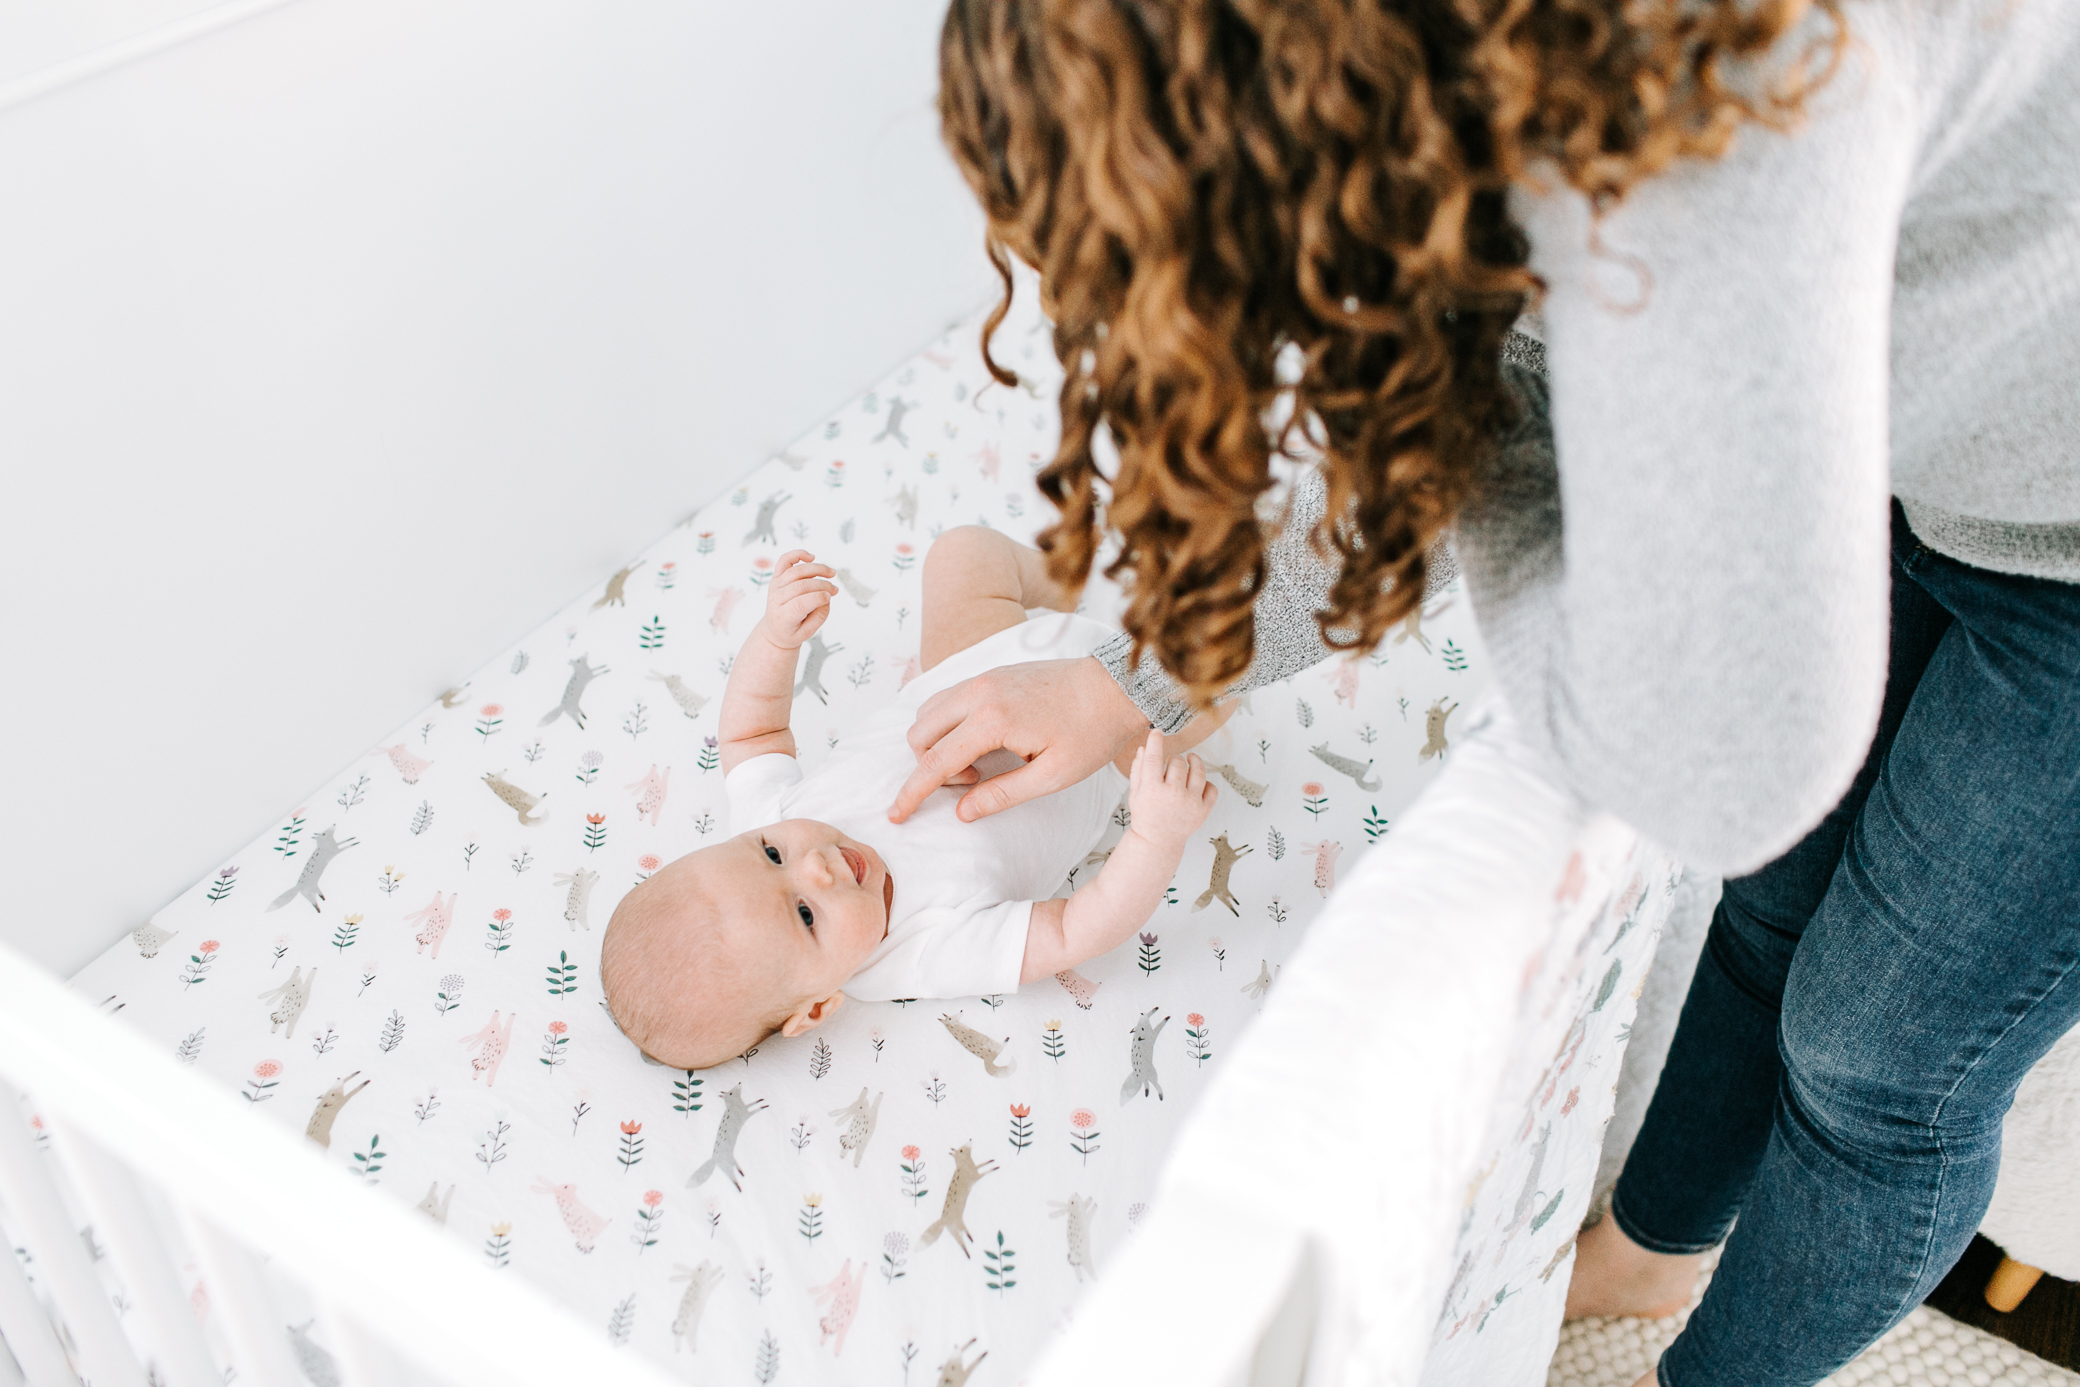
[939,0,1846,703]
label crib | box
[8,4,2078,1383]
[0,282,1687,1387]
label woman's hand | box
[888,656,1149,823]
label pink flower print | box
[1070,1108,1100,1163]
[547,1020,568,1036]
[750,556,775,587]
[1009,1103,1031,1119]
[491,908,512,923]
[1186,1013,1205,1028]
[621,1119,643,1135]
[481,704,503,718]
[1301,781,1324,796]
[643,1189,663,1208]
[1302,781,1328,818]
[637,854,661,873]
[199,940,220,955]
[243,1060,282,1103]
[901,1144,921,1162]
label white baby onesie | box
[726,612,1130,1001]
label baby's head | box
[601,819,892,1069]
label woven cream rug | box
[1549,1252,2080,1387]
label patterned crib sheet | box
[72,287,1501,1385]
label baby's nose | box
[802,850,836,888]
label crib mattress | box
[70,290,1496,1384]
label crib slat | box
[0,1090,148,1387]
[41,1119,221,1387]
[0,1225,75,1387]
[180,1214,303,1387]
[0,943,682,1387]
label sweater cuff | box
[1092,633,1193,736]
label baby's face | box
[683,818,894,1000]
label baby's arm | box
[717,550,836,774]
[1020,731,1217,982]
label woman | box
[894,1,2080,1384]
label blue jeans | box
[1611,504,2080,1387]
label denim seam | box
[1905,943,2080,1302]
[1608,1186,1724,1258]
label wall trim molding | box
[0,0,305,116]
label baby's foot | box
[1564,1213,1704,1321]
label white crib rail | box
[0,938,669,1387]
[1027,701,1642,1387]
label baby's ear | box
[777,991,846,1038]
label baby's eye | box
[797,903,815,931]
[764,843,781,864]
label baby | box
[601,526,1225,1069]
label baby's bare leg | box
[921,526,1077,671]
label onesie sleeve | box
[842,901,1033,1002]
[724,754,804,835]
[1460,11,1922,875]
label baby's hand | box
[758,550,837,650]
[1124,729,1216,851]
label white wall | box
[0,0,997,978]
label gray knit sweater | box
[1098,0,2079,876]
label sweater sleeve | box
[1093,452,1474,735]
[1459,14,1924,875]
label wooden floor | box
[1926,1236,2080,1372]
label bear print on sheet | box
[67,281,1628,1383]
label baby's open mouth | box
[839,845,866,885]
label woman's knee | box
[1777,980,2005,1167]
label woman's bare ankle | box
[1564,1210,1705,1321]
